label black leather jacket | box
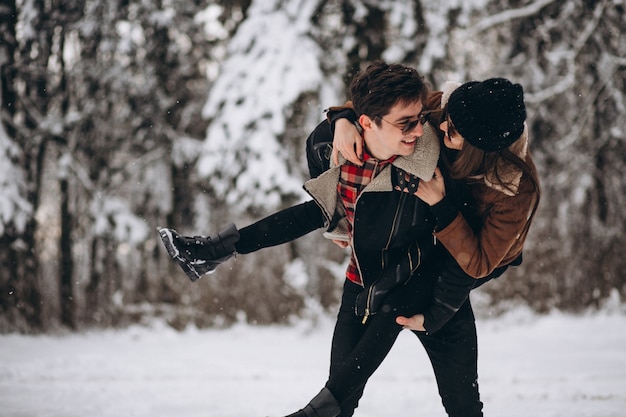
[303,119,441,322]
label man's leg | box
[327,274,432,416]
[328,281,369,417]
[416,300,483,417]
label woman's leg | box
[160,200,325,280]
[236,200,325,254]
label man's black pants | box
[327,280,483,417]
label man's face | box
[362,100,424,160]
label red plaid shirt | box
[338,151,396,285]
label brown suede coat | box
[432,84,540,278]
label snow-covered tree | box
[1,0,624,332]
[0,123,31,238]
[199,0,324,211]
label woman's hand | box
[331,119,363,166]
[396,314,426,331]
[415,167,446,206]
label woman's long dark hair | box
[427,97,541,242]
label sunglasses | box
[380,112,430,135]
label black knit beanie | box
[447,78,526,152]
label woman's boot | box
[158,223,239,281]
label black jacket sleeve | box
[305,119,333,179]
[422,254,477,334]
[429,195,459,231]
[306,106,359,178]
[326,107,358,131]
[422,251,516,334]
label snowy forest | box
[0,0,624,333]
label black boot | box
[283,388,341,417]
[158,223,240,281]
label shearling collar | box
[393,123,440,180]
[303,122,440,224]
[332,122,440,181]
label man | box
[160,62,484,417]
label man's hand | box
[396,314,426,331]
[331,119,363,166]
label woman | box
[331,78,541,333]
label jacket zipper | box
[362,286,374,324]
[360,192,405,324]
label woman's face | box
[439,116,464,150]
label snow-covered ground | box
[1,307,624,417]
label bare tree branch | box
[555,59,616,153]
[572,0,607,57]
[465,0,558,36]
[524,69,575,104]
[524,0,608,105]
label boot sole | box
[158,228,202,282]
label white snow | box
[1,308,624,417]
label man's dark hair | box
[349,61,428,123]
